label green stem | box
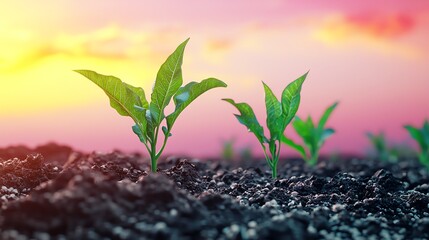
[271,165,277,179]
[155,133,170,159]
[269,141,281,179]
[149,126,160,173]
[309,151,319,166]
[150,144,158,173]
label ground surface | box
[0,143,428,240]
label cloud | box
[0,25,185,72]
[314,13,415,43]
[205,38,234,52]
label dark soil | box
[0,144,428,240]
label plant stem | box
[149,126,160,173]
[271,165,277,179]
[309,152,319,166]
[155,134,169,160]
[150,143,158,173]
[269,141,281,179]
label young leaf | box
[150,38,189,125]
[318,102,338,130]
[74,70,146,124]
[223,99,267,144]
[263,82,283,140]
[145,110,155,139]
[293,117,312,145]
[405,125,427,150]
[320,128,335,144]
[283,101,337,166]
[166,78,227,129]
[132,125,146,143]
[281,135,306,159]
[281,72,308,126]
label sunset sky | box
[1,1,428,157]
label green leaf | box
[281,72,308,126]
[367,132,387,152]
[166,78,227,129]
[223,98,267,144]
[281,135,306,159]
[306,116,315,130]
[422,120,429,146]
[124,83,149,109]
[263,82,283,140]
[405,125,427,151]
[74,70,146,124]
[293,117,312,144]
[318,102,338,131]
[145,110,155,139]
[132,125,146,143]
[320,128,335,145]
[150,38,189,125]
[268,140,277,159]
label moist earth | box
[0,144,428,240]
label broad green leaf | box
[223,98,267,144]
[281,72,308,126]
[150,38,189,125]
[124,83,149,109]
[74,70,145,124]
[166,78,227,129]
[263,82,283,140]
[405,125,427,151]
[281,135,306,159]
[318,102,338,130]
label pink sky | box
[0,1,428,157]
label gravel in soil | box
[0,144,428,240]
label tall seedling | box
[224,72,307,179]
[76,39,227,172]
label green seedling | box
[239,145,253,161]
[404,120,429,169]
[221,139,235,161]
[281,102,338,166]
[75,39,227,172]
[367,132,391,162]
[223,72,307,179]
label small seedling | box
[281,102,338,166]
[366,133,399,162]
[239,145,253,161]
[221,139,235,161]
[367,132,390,162]
[223,72,307,179]
[404,120,429,169]
[75,39,227,172]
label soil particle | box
[0,144,428,239]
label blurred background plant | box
[221,138,253,162]
[366,132,415,163]
[405,120,429,169]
